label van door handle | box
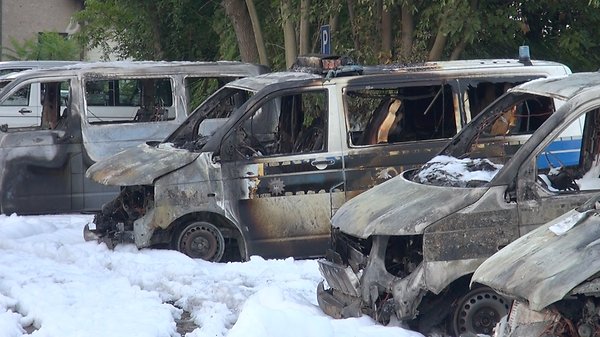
[311,159,335,170]
[18,108,32,114]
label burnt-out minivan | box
[473,192,600,337]
[85,55,570,264]
[0,61,268,214]
[316,73,600,336]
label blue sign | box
[320,25,331,55]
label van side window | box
[85,78,174,123]
[1,86,30,106]
[234,90,327,158]
[535,109,595,193]
[346,85,456,146]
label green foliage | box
[462,1,600,71]
[74,0,219,61]
[3,32,82,60]
[73,0,600,72]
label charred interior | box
[384,235,424,277]
[345,85,456,146]
[93,186,154,244]
[167,87,251,152]
[327,227,371,272]
[537,296,600,337]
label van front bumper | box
[317,235,428,323]
[317,259,363,318]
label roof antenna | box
[519,45,532,66]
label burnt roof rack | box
[291,55,363,78]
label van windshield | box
[165,86,253,151]
[412,91,559,187]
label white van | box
[0,61,80,128]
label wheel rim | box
[453,287,510,336]
[177,222,225,262]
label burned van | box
[316,72,600,336]
[472,192,600,337]
[0,61,268,214]
[85,55,570,263]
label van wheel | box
[452,287,510,336]
[173,221,225,262]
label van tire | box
[172,221,225,262]
[451,286,510,336]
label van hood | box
[472,206,600,311]
[86,142,200,186]
[333,172,488,238]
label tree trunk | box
[223,0,259,63]
[299,0,311,55]
[450,0,478,60]
[347,0,361,53]
[427,13,448,61]
[281,0,297,68]
[381,3,392,63]
[450,38,468,60]
[144,2,164,60]
[245,0,269,66]
[400,1,414,60]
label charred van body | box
[317,73,600,336]
[0,61,267,214]
[473,193,600,337]
[85,56,571,264]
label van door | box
[341,82,458,198]
[0,82,41,129]
[517,106,600,235]
[220,87,345,258]
[81,76,184,209]
[0,80,82,214]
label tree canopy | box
[72,0,600,72]
[3,32,82,61]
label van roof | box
[226,58,571,93]
[363,58,569,73]
[0,60,80,70]
[2,60,269,81]
[511,72,600,101]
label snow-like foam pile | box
[414,155,503,187]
